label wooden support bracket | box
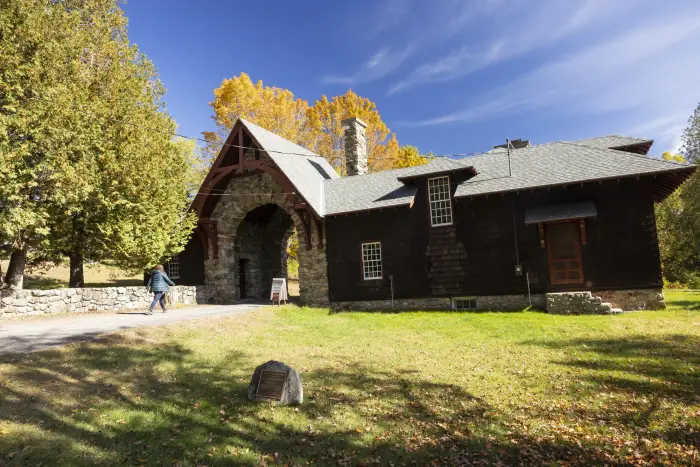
[579,219,587,245]
[199,219,219,259]
[314,218,324,249]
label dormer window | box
[428,176,453,226]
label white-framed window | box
[361,242,382,280]
[428,176,453,226]
[453,297,477,310]
[167,254,180,279]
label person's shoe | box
[162,309,167,313]
[147,310,153,315]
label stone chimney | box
[342,117,368,176]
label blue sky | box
[123,0,700,157]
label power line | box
[27,94,491,162]
[26,94,690,172]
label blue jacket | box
[147,270,175,292]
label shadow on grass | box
[524,333,700,404]
[668,300,700,311]
[0,335,622,466]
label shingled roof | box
[323,158,472,215]
[323,137,693,215]
[572,135,653,150]
[241,119,339,215]
[454,141,692,200]
[204,120,695,218]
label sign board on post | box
[270,278,288,306]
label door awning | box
[524,201,597,224]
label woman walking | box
[146,265,175,315]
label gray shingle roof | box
[524,201,597,224]
[573,135,652,149]
[232,120,693,217]
[241,119,339,215]
[324,168,417,215]
[454,141,692,198]
[323,157,477,215]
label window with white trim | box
[428,176,453,226]
[361,242,382,280]
[167,254,180,279]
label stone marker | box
[247,360,303,405]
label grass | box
[0,291,698,466]
[0,261,142,289]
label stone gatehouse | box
[202,172,328,305]
[176,117,694,313]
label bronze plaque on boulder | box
[248,360,303,405]
[255,369,288,400]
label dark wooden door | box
[546,222,584,285]
[239,259,247,298]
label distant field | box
[0,261,142,289]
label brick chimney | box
[342,117,368,176]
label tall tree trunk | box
[0,261,4,287]
[5,248,27,289]
[68,250,85,288]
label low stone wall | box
[330,294,545,312]
[546,289,665,315]
[0,286,200,317]
[596,289,665,311]
[546,292,616,315]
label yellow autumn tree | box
[203,73,311,157]
[306,90,400,174]
[204,74,428,174]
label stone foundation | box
[476,294,546,310]
[0,286,200,317]
[330,294,545,312]
[596,289,665,311]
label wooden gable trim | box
[190,121,242,216]
[190,119,326,252]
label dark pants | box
[150,291,167,311]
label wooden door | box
[546,222,584,285]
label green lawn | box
[0,292,698,466]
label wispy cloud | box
[321,45,413,86]
[388,0,638,95]
[403,12,700,129]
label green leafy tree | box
[0,0,196,288]
[655,104,700,288]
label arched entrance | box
[234,204,294,300]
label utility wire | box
[26,94,690,171]
[27,94,491,162]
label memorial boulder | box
[247,360,303,405]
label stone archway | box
[234,204,294,300]
[202,172,328,305]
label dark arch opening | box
[234,204,294,300]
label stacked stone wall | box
[0,286,200,317]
